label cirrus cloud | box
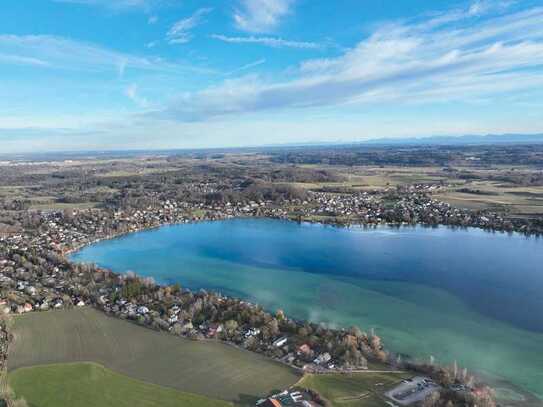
[233,0,295,33]
[0,34,214,75]
[211,34,321,49]
[167,7,213,44]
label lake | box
[70,218,543,400]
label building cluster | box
[0,205,386,374]
[299,188,521,233]
[256,389,323,406]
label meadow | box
[8,308,300,404]
[9,362,232,407]
[299,372,411,407]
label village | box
[0,174,509,406]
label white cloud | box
[224,58,266,76]
[167,8,213,44]
[125,84,150,107]
[159,5,543,121]
[467,0,516,16]
[148,15,159,24]
[0,35,152,73]
[233,0,294,33]
[0,53,50,66]
[211,34,321,49]
[468,0,488,16]
[0,34,211,75]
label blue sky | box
[1,0,542,152]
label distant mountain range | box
[2,133,543,161]
[359,133,543,146]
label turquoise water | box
[70,219,543,399]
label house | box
[137,306,149,315]
[245,327,260,338]
[313,352,332,365]
[273,337,288,348]
[25,286,37,296]
[297,344,311,356]
[169,305,180,314]
[207,323,223,338]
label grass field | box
[435,182,543,215]
[29,202,99,210]
[298,372,411,407]
[9,362,231,407]
[287,166,451,192]
[8,308,300,404]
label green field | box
[8,308,300,404]
[298,372,411,407]
[9,362,231,407]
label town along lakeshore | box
[71,218,543,401]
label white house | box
[273,337,288,348]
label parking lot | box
[384,376,440,405]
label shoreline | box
[64,212,542,257]
[64,215,543,403]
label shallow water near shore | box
[70,218,543,400]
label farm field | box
[298,372,411,407]
[287,165,452,191]
[9,362,232,407]
[8,308,300,404]
[289,164,543,218]
[435,183,543,215]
